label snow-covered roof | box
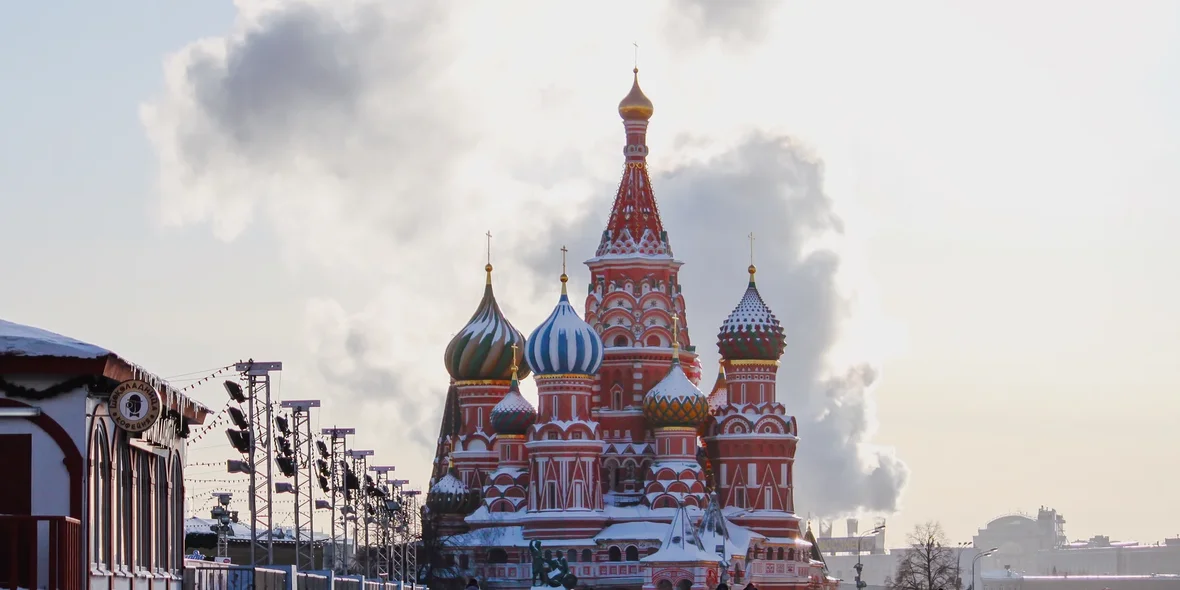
[430,472,468,495]
[643,504,721,564]
[0,319,111,359]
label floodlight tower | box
[403,489,421,588]
[387,478,409,583]
[210,493,235,558]
[347,449,374,575]
[370,466,396,579]
[227,360,283,565]
[321,427,355,573]
[281,399,321,571]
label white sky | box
[1,0,1178,545]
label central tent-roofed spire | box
[595,68,671,258]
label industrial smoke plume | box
[141,0,908,516]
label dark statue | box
[529,540,577,589]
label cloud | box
[142,0,905,516]
[670,0,780,46]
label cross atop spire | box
[559,245,569,295]
[485,230,493,284]
[633,42,639,70]
[748,232,757,281]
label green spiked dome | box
[444,264,530,381]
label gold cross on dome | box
[633,42,639,69]
[486,230,492,265]
[560,245,568,275]
[510,343,519,374]
[748,232,755,266]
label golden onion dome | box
[618,68,654,121]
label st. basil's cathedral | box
[424,69,837,590]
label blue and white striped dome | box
[525,279,604,376]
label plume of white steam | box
[141,0,906,516]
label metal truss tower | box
[281,399,320,571]
[369,466,396,580]
[402,489,421,587]
[322,427,354,573]
[346,449,374,575]
[236,360,283,566]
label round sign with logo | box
[108,379,162,433]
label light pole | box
[972,547,998,590]
[854,524,886,589]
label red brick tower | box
[705,264,801,539]
[585,69,703,502]
[443,264,530,491]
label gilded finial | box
[560,245,569,295]
[671,313,680,361]
[748,232,757,281]
[485,231,493,284]
[510,343,519,380]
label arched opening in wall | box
[136,451,152,569]
[652,496,677,509]
[625,546,639,562]
[567,549,577,563]
[118,439,132,568]
[657,581,673,590]
[155,455,167,570]
[581,549,592,563]
[613,335,629,347]
[170,454,183,573]
[646,335,660,347]
[786,548,794,561]
[734,562,744,584]
[487,548,508,564]
[608,546,622,562]
[611,386,623,410]
[676,580,692,590]
[91,423,112,568]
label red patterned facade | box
[424,69,837,590]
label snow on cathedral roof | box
[1,318,111,359]
[717,267,787,361]
[643,503,721,563]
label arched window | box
[567,549,577,563]
[786,548,794,561]
[487,548,508,564]
[608,546,622,562]
[581,549,592,563]
[676,580,692,590]
[118,440,133,569]
[171,454,183,574]
[658,581,673,590]
[137,452,152,569]
[613,335,629,347]
[646,335,660,347]
[156,455,167,571]
[625,546,639,561]
[91,424,111,568]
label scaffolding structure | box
[235,360,283,566]
[321,427,354,573]
[280,399,320,571]
[346,449,374,575]
[369,466,395,580]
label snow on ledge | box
[1,318,111,359]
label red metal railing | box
[0,515,82,590]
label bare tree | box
[889,522,961,590]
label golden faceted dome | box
[618,68,654,121]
